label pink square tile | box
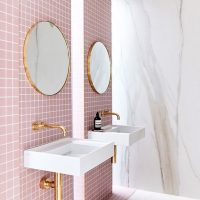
[84,1,112,199]
[1,1,72,200]
[1,1,112,200]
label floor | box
[108,186,135,200]
[109,186,199,200]
[128,190,199,200]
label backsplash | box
[0,0,113,199]
[84,0,112,136]
[0,1,20,199]
[0,0,72,200]
[19,0,72,200]
[84,0,112,200]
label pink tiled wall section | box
[85,160,112,200]
[84,0,112,199]
[0,1,20,200]
[19,1,72,200]
[84,0,112,135]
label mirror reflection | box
[24,21,70,95]
[88,42,111,94]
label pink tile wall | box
[19,0,72,200]
[84,0,112,135]
[0,1,20,200]
[85,160,112,200]
[84,0,112,199]
[1,1,112,199]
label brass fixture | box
[100,110,120,120]
[111,145,117,164]
[33,121,66,200]
[40,173,63,200]
[32,121,67,136]
[40,176,54,189]
[55,173,63,200]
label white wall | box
[112,0,200,199]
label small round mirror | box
[88,42,111,94]
[23,21,70,95]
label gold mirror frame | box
[87,42,112,94]
[23,21,70,96]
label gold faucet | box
[100,110,120,120]
[32,121,67,136]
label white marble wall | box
[112,0,200,199]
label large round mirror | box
[23,21,70,95]
[88,42,111,94]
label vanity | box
[23,21,115,200]
[87,40,145,180]
[22,20,144,200]
[24,137,113,199]
[88,124,145,163]
[87,41,145,150]
[24,138,113,176]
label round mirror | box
[88,42,111,94]
[23,21,70,95]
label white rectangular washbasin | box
[88,125,145,146]
[24,138,114,176]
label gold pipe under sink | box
[111,145,117,164]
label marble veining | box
[112,0,200,198]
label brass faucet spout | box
[100,110,120,120]
[32,121,67,136]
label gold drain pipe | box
[112,145,117,164]
[55,173,62,200]
[40,173,63,200]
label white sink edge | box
[24,138,114,176]
[25,137,110,150]
[88,125,145,146]
[25,140,113,159]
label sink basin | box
[88,125,145,146]
[24,138,114,176]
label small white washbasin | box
[88,125,145,146]
[24,138,114,176]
